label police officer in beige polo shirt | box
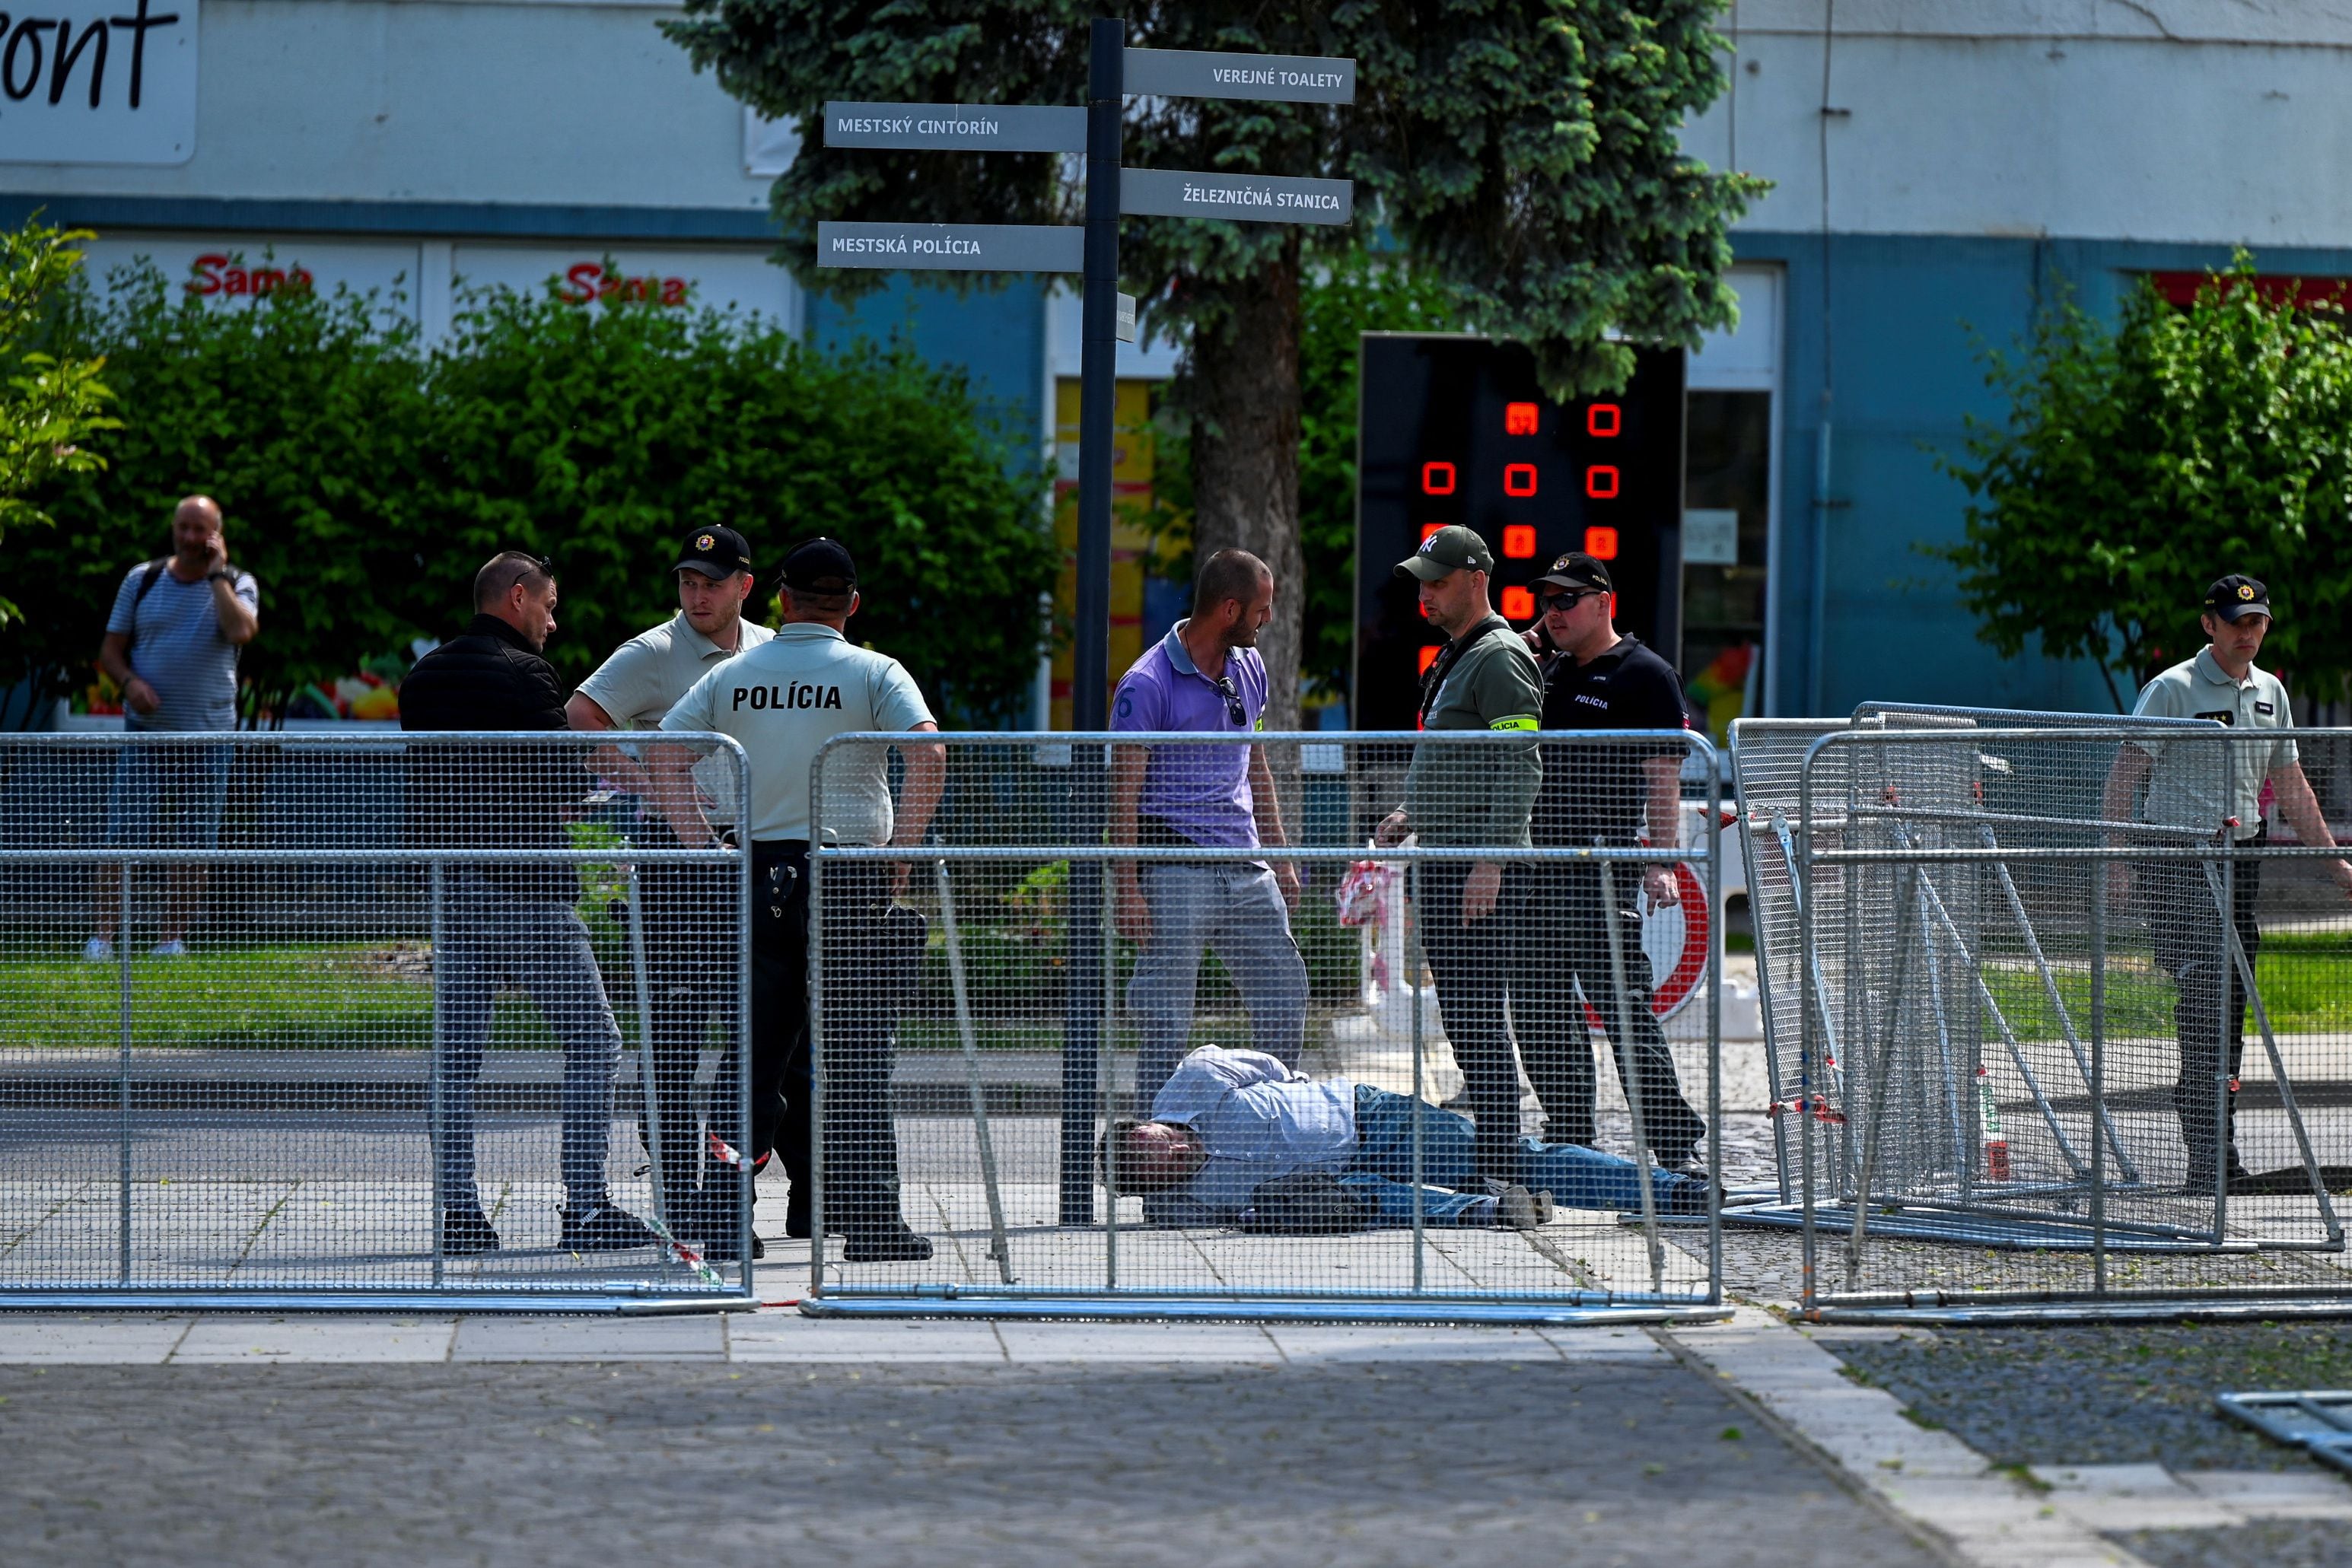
[2102,574,2352,1190]
[569,525,773,1256]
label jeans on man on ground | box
[748,843,915,1235]
[1413,860,1526,1181]
[433,878,622,1212]
[2143,851,2264,1178]
[1127,861,1309,1114]
[1341,1083,1702,1225]
[1510,862,1706,1161]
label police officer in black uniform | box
[1510,553,1708,1167]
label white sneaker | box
[148,940,188,959]
[81,937,114,962]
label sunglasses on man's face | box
[1214,675,1247,727]
[1541,589,1603,615]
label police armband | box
[1488,714,1538,732]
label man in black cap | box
[1509,552,1707,1168]
[568,526,772,1257]
[1372,525,1544,1181]
[2102,574,2352,1189]
[653,537,945,1263]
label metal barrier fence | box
[0,732,753,1312]
[1730,704,2220,1211]
[797,730,1728,1325]
[1752,721,2352,1323]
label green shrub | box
[3,254,1050,726]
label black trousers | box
[749,841,919,1232]
[1415,860,1526,1181]
[1510,862,1706,1160]
[2143,848,2264,1176]
[633,856,740,1222]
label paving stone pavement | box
[0,1355,1946,1568]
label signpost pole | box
[1062,14,1122,1224]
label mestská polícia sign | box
[0,0,197,166]
[817,221,1084,272]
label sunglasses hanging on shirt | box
[1214,674,1247,727]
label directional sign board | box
[1121,168,1353,225]
[823,103,1087,154]
[817,222,1084,272]
[1123,47,1355,104]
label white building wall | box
[1686,0,2352,246]
[2,0,768,212]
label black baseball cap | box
[2203,574,2273,623]
[1533,552,1613,594]
[675,525,753,579]
[1395,524,1494,580]
[780,536,858,592]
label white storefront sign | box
[78,235,423,308]
[452,245,798,323]
[71,235,802,336]
[0,0,198,166]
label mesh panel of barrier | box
[0,732,751,1309]
[793,731,1726,1322]
[1764,726,2352,1318]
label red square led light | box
[1504,402,1539,436]
[1584,525,1619,560]
[1501,524,1537,558]
[1418,644,1442,675]
[1421,462,1456,495]
[1585,464,1620,500]
[1502,463,1538,498]
[1421,523,1446,545]
[1587,402,1622,437]
[1500,587,1536,619]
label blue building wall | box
[805,277,1047,467]
[1747,231,2352,721]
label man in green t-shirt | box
[1373,526,1542,1179]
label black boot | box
[559,1197,660,1252]
[841,1220,933,1264]
[441,1199,500,1255]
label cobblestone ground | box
[1830,1322,2352,1471]
[2115,1518,2352,1568]
[0,1360,1942,1568]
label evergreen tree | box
[663,0,1762,728]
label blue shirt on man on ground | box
[1145,1045,1357,1218]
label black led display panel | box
[1352,335,1686,731]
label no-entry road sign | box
[816,222,1084,272]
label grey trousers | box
[434,889,622,1210]
[1127,861,1308,1114]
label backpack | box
[1239,1171,1377,1235]
[126,558,170,641]
[125,558,241,650]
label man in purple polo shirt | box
[1111,549,1308,1114]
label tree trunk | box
[1188,252,1306,837]
[1189,256,1305,732]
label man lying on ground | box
[1103,1045,1711,1230]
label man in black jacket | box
[400,551,657,1255]
[1510,553,1707,1169]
